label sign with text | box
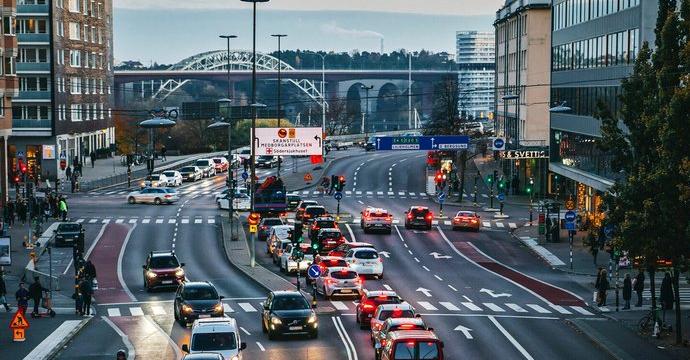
[253,127,323,156]
[42,145,56,160]
[375,136,469,151]
[501,150,548,159]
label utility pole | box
[361,85,373,134]
[271,33,287,177]
[408,52,412,129]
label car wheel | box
[310,330,318,339]
[154,198,161,205]
[268,329,276,340]
[128,197,136,204]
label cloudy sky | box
[113,0,500,64]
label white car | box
[370,303,417,340]
[344,247,383,279]
[195,159,216,178]
[280,243,315,274]
[217,193,251,211]
[315,266,362,299]
[238,149,251,162]
[182,318,247,360]
[360,207,393,234]
[271,238,291,264]
[267,225,292,255]
[179,166,203,182]
[162,170,182,187]
[127,188,178,205]
[142,173,169,188]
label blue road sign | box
[497,193,505,201]
[375,136,469,151]
[493,138,505,150]
[565,222,576,231]
[565,210,577,222]
[16,151,24,158]
[604,224,614,237]
[307,264,322,279]
[334,192,343,201]
[438,192,446,203]
[241,171,249,180]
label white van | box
[182,318,247,359]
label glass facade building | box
[455,31,495,119]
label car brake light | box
[373,323,383,330]
[392,308,403,317]
[381,340,387,346]
[407,213,413,219]
[425,213,433,220]
[330,259,338,264]
[471,219,477,224]
[363,303,374,310]
[399,324,416,329]
[260,225,268,230]
[164,195,172,198]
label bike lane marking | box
[89,223,137,304]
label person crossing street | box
[15,282,29,315]
[28,277,47,315]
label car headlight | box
[307,313,317,324]
[271,316,282,325]
[175,268,185,277]
[146,272,157,279]
[231,356,239,360]
[181,304,193,314]
[213,303,223,314]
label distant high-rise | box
[455,31,495,119]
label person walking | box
[597,269,609,307]
[0,272,11,312]
[90,151,96,168]
[15,282,29,315]
[660,271,674,325]
[623,273,632,310]
[161,145,167,161]
[28,276,46,315]
[65,165,72,182]
[634,268,645,307]
[7,199,14,226]
[79,277,93,316]
[59,196,68,221]
[83,260,97,280]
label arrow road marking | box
[379,251,390,258]
[480,288,512,298]
[429,252,452,259]
[454,324,474,339]
[416,287,432,297]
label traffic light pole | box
[569,230,573,270]
[336,198,341,221]
[473,173,478,207]
[489,182,494,209]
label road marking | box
[240,327,251,336]
[155,219,164,224]
[505,303,528,313]
[128,219,137,224]
[463,296,473,303]
[489,316,534,360]
[356,191,362,195]
[570,306,594,315]
[208,218,216,224]
[357,200,364,205]
[448,285,458,292]
[403,243,408,248]
[549,304,572,314]
[345,223,356,242]
[526,304,551,314]
[444,220,451,225]
[142,219,150,224]
[238,302,257,312]
[117,225,139,302]
[23,320,86,359]
[181,219,189,224]
[129,307,144,316]
[414,257,420,263]
[195,218,202,224]
[302,191,309,195]
[115,219,124,224]
[376,191,383,195]
[223,303,234,313]
[483,303,505,312]
[434,275,443,281]
[151,306,165,315]
[495,222,505,228]
[417,301,438,311]
[107,308,121,317]
[76,218,85,223]
[407,249,412,255]
[422,265,430,271]
[482,221,491,227]
[366,191,373,195]
[333,316,358,360]
[509,223,517,229]
[331,301,349,310]
[312,191,320,195]
[439,302,461,311]
[481,194,489,198]
[398,191,405,196]
[461,302,483,311]
[256,341,265,351]
[168,219,176,224]
[89,219,98,224]
[388,191,394,196]
[382,284,393,291]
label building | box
[549,0,655,225]
[455,31,494,119]
[0,0,18,205]
[494,0,551,196]
[12,0,114,185]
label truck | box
[254,176,288,215]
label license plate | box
[199,314,211,318]
[162,280,173,284]
[367,314,372,318]
[341,289,352,293]
[416,216,425,219]
[289,326,302,331]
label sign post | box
[565,210,577,270]
[10,310,29,342]
[253,127,324,156]
[497,193,505,215]
[437,192,446,218]
[307,264,322,308]
[334,191,342,221]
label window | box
[56,20,64,37]
[4,57,15,76]
[84,52,89,68]
[97,28,102,44]
[12,105,49,120]
[18,48,48,63]
[90,26,95,43]
[83,0,88,14]
[69,50,81,67]
[70,77,82,94]
[69,22,80,40]
[90,52,96,68]
[69,0,81,13]
[17,19,48,34]
[91,78,96,93]
[56,0,64,8]
[98,78,103,94]
[18,0,47,4]
[84,104,90,120]
[71,104,82,121]
[19,77,48,91]
[99,103,104,119]
[56,49,64,65]
[83,24,88,41]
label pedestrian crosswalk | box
[286,218,521,230]
[73,216,217,225]
[643,288,690,302]
[100,299,596,318]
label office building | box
[455,31,495,119]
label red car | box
[309,216,338,239]
[451,211,481,231]
[314,228,347,254]
[380,330,444,360]
[328,242,374,258]
[142,251,185,291]
[356,290,403,329]
[211,157,229,172]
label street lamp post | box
[210,100,235,240]
[219,34,238,100]
[361,85,373,134]
[271,34,287,177]
[317,53,326,156]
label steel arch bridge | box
[155,50,325,104]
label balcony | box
[17,62,50,73]
[12,119,51,129]
[17,33,49,44]
[16,90,51,100]
[17,4,50,14]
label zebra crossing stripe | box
[398,192,405,196]
[76,219,84,223]
[526,304,551,314]
[439,302,461,311]
[431,220,439,225]
[496,223,505,228]
[129,307,144,316]
[155,219,164,224]
[115,219,124,224]
[356,191,362,195]
[195,219,202,224]
[331,301,349,311]
[238,303,257,312]
[417,302,438,311]
[443,221,451,226]
[482,221,491,227]
[409,192,416,196]
[223,303,234,313]
[181,219,189,224]
[128,219,137,224]
[509,223,517,229]
[302,191,309,195]
[388,192,394,196]
[461,302,483,311]
[208,219,216,224]
[483,303,505,312]
[345,191,352,195]
[142,219,151,224]
[505,303,528,313]
[168,219,176,224]
[151,306,165,315]
[89,219,98,224]
[549,304,572,315]
[570,306,593,315]
[377,191,383,195]
[102,219,111,224]
[107,308,121,317]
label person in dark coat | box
[634,268,645,307]
[660,272,674,310]
[83,260,97,280]
[65,165,72,181]
[15,282,29,315]
[0,273,10,311]
[7,200,14,226]
[79,278,93,316]
[623,273,632,310]
[90,151,96,168]
[597,270,609,307]
[28,277,46,315]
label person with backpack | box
[79,277,93,316]
[59,197,68,221]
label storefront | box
[8,137,58,187]
[500,148,549,199]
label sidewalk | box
[473,155,533,207]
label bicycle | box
[639,308,671,335]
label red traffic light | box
[13,175,19,183]
[18,159,26,173]
[339,176,345,182]
[248,212,261,226]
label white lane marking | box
[356,191,362,195]
[195,218,202,224]
[434,275,443,281]
[495,222,505,228]
[398,191,405,196]
[488,316,535,360]
[102,316,136,359]
[463,296,473,303]
[240,327,251,336]
[238,302,257,312]
[417,301,438,311]
[409,192,415,196]
[168,219,176,224]
[256,341,265,351]
[443,221,451,226]
[570,306,594,315]
[115,219,124,224]
[331,301,349,310]
[142,315,183,360]
[509,222,517,229]
[439,302,461,311]
[128,219,137,224]
[407,250,412,255]
[366,191,373,195]
[155,219,164,224]
[481,194,489,198]
[302,191,309,195]
[483,303,506,312]
[223,303,234,313]
[448,285,458,292]
[414,257,420,263]
[505,303,528,313]
[312,191,320,195]
[461,302,483,311]
[336,316,358,360]
[208,219,216,224]
[376,191,383,195]
[388,191,394,196]
[181,218,189,224]
[482,221,491,227]
[107,308,121,317]
[151,306,165,315]
[549,304,572,314]
[357,200,364,205]
[526,304,551,314]
[403,243,408,248]
[89,219,98,223]
[76,218,85,223]
[117,225,138,302]
[422,266,430,271]
[142,219,150,224]
[333,316,355,360]
[345,223,356,242]
[346,191,352,195]
[129,307,144,316]
[383,284,393,291]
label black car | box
[54,222,84,247]
[261,291,318,340]
[365,142,376,151]
[258,218,284,242]
[309,216,338,240]
[286,194,302,210]
[302,205,327,224]
[174,282,225,325]
[404,206,433,230]
[256,156,279,168]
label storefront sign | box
[42,145,56,160]
[502,150,548,159]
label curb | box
[47,317,92,360]
[510,231,599,277]
[564,318,631,360]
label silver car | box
[127,187,178,205]
[162,170,183,187]
[195,159,216,178]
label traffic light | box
[338,176,346,191]
[526,177,534,194]
[18,159,26,174]
[498,177,505,190]
[247,212,261,226]
[13,175,19,184]
[435,172,444,184]
[486,174,493,184]
[293,221,303,244]
[493,170,498,184]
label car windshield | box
[299,202,317,209]
[419,342,440,359]
[263,219,283,226]
[323,259,348,267]
[273,227,290,238]
[321,231,342,239]
[287,195,301,201]
[240,150,251,155]
[355,250,378,259]
[191,332,237,351]
[180,167,195,173]
[183,286,218,300]
[147,175,160,181]
[58,224,81,232]
[213,159,222,164]
[163,172,175,177]
[378,310,415,320]
[331,271,357,279]
[410,208,429,216]
[258,156,273,160]
[196,160,210,166]
[306,207,326,216]
[316,220,336,228]
[150,256,179,268]
[272,295,310,310]
[457,212,474,217]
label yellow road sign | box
[249,224,258,233]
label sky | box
[113,0,499,65]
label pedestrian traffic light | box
[498,177,505,190]
[338,176,346,191]
[18,159,26,174]
[486,175,493,184]
[247,212,260,226]
[526,177,534,194]
[13,175,19,184]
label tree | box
[426,74,463,136]
[598,0,690,344]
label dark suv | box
[261,291,318,340]
[174,282,224,325]
[143,251,186,291]
[309,216,338,239]
[404,206,433,230]
[54,222,84,247]
[302,205,327,224]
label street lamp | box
[317,53,327,155]
[271,33,287,176]
[361,85,374,134]
[208,104,236,240]
[219,34,238,99]
[139,117,176,174]
[549,102,572,113]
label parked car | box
[195,159,216,178]
[179,166,203,182]
[211,157,230,173]
[142,173,169,188]
[127,188,178,205]
[162,170,183,187]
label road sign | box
[374,135,469,151]
[334,191,342,201]
[303,173,313,182]
[492,137,506,151]
[564,210,576,222]
[10,310,29,341]
[497,193,505,201]
[249,224,258,233]
[437,192,446,203]
[253,127,323,156]
[241,171,249,180]
[16,151,24,159]
[307,264,322,279]
[565,199,576,210]
[604,224,614,237]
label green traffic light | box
[486,176,493,183]
[311,243,318,249]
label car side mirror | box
[181,344,189,353]
[180,263,185,267]
[219,295,225,300]
[427,327,434,331]
[263,303,270,310]
[240,342,247,351]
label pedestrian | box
[18,200,26,225]
[90,151,96,168]
[59,196,68,221]
[0,272,11,311]
[79,277,93,316]
[634,268,645,307]
[589,231,598,266]
[42,197,51,222]
[116,349,127,360]
[83,260,97,280]
[660,272,674,325]
[161,145,167,161]
[242,158,248,172]
[28,276,46,315]
[7,199,14,226]
[623,273,632,310]
[597,269,609,307]
[65,165,72,181]
[15,282,29,315]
